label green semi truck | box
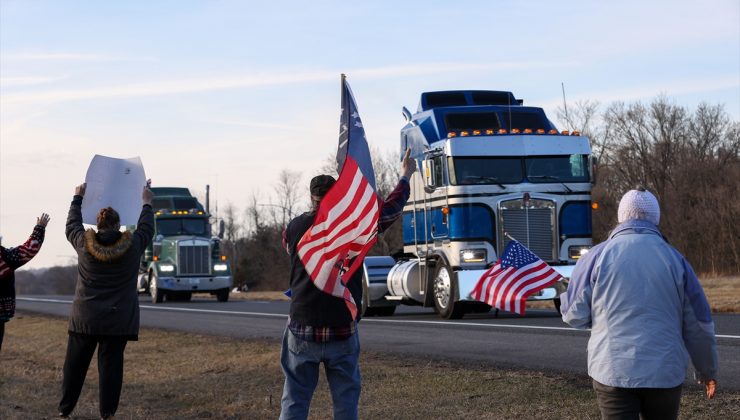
[137,186,233,303]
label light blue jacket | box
[561,220,718,388]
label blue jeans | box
[279,328,361,420]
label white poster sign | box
[82,155,147,226]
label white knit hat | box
[618,188,660,225]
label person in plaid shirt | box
[0,212,50,351]
[279,149,415,420]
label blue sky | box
[1,0,738,268]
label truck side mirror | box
[218,220,225,239]
[424,159,436,189]
[590,156,598,185]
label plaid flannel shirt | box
[287,317,357,342]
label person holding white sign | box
[59,181,154,420]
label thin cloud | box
[0,76,61,88]
[1,61,577,106]
[1,52,153,62]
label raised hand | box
[143,179,154,205]
[75,183,87,197]
[401,148,416,179]
[37,213,50,227]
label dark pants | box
[59,334,128,418]
[592,379,683,420]
[0,320,5,352]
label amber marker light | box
[561,130,570,135]
[441,206,450,215]
[511,128,521,134]
[460,131,470,136]
[523,128,533,134]
[472,130,481,136]
[592,202,599,210]
[485,129,495,135]
[548,129,558,134]
[536,129,545,134]
[220,255,227,261]
[572,130,581,136]
[497,129,508,134]
[153,255,159,261]
[448,131,457,138]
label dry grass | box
[2,315,738,419]
[700,276,740,313]
[528,276,740,313]
[227,290,289,301]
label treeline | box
[15,95,739,293]
[16,265,77,295]
[561,96,739,274]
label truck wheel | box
[216,288,229,302]
[375,306,396,316]
[553,298,562,315]
[149,272,164,304]
[433,262,465,319]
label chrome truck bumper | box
[158,276,232,292]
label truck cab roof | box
[150,187,204,212]
[403,90,560,159]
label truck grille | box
[499,199,556,261]
[178,243,210,275]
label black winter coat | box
[66,196,154,339]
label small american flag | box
[296,75,381,320]
[471,239,561,315]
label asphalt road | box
[16,295,740,390]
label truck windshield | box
[525,155,589,183]
[156,219,208,236]
[449,157,523,185]
[449,154,589,185]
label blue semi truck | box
[362,90,594,318]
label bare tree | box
[270,170,304,228]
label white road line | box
[140,304,287,318]
[17,297,740,339]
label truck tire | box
[150,272,164,304]
[433,262,465,319]
[216,288,229,302]
[553,297,562,315]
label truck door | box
[425,155,449,241]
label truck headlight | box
[568,246,591,260]
[159,264,175,273]
[460,249,486,263]
[214,263,228,271]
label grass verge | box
[2,314,738,419]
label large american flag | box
[470,239,561,315]
[296,75,381,320]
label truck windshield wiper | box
[528,175,573,193]
[462,176,506,189]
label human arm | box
[679,255,719,399]
[378,148,415,232]
[0,214,48,272]
[560,242,606,329]
[133,182,155,250]
[65,183,86,248]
